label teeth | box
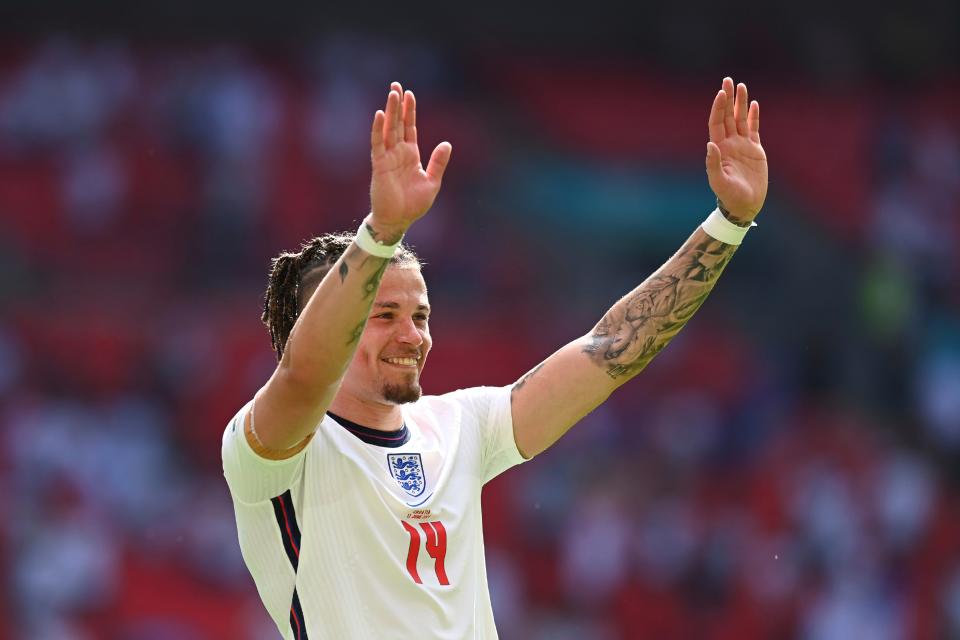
[384,357,418,366]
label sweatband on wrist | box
[355,222,402,258]
[701,208,756,245]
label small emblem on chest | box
[387,453,426,498]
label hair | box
[262,232,420,360]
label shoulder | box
[410,386,511,422]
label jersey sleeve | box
[457,385,529,484]
[221,400,308,504]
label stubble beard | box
[377,355,425,405]
[380,365,423,404]
[382,380,422,404]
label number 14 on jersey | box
[401,520,449,586]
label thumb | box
[705,141,723,180]
[426,141,452,183]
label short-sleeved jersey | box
[221,386,527,639]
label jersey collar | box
[326,412,411,448]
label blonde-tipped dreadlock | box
[262,233,419,360]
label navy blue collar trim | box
[327,412,410,448]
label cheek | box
[355,326,384,362]
[421,331,433,358]
[345,340,377,378]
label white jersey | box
[221,386,527,639]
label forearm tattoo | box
[362,260,389,301]
[340,245,390,346]
[583,232,737,380]
[338,246,389,291]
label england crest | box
[387,453,425,498]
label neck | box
[328,392,404,431]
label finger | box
[403,90,417,144]
[391,82,404,146]
[735,83,748,136]
[425,141,452,183]
[747,100,760,141]
[705,141,723,182]
[722,77,736,138]
[371,109,385,155]
[708,89,725,143]
[383,89,401,149]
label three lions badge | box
[387,453,425,498]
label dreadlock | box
[262,232,420,360]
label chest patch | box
[387,453,426,498]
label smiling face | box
[337,265,432,407]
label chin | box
[382,382,422,405]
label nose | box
[395,317,424,346]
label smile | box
[382,357,419,367]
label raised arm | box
[250,82,452,455]
[510,77,767,459]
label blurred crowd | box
[0,35,958,639]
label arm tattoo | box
[347,320,365,346]
[513,362,545,392]
[364,222,404,245]
[362,260,389,301]
[339,246,390,346]
[340,245,389,298]
[583,232,737,380]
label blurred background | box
[0,2,958,638]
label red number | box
[401,521,422,584]
[420,521,449,585]
[401,520,449,586]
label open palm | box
[705,77,768,223]
[369,82,452,238]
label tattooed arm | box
[584,230,737,379]
[510,77,766,459]
[509,227,739,458]
[250,82,451,454]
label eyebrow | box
[374,302,431,312]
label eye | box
[376,312,394,320]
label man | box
[222,77,767,639]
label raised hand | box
[368,81,452,241]
[705,77,768,224]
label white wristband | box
[355,221,402,258]
[700,208,756,245]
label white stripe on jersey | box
[222,386,527,639]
